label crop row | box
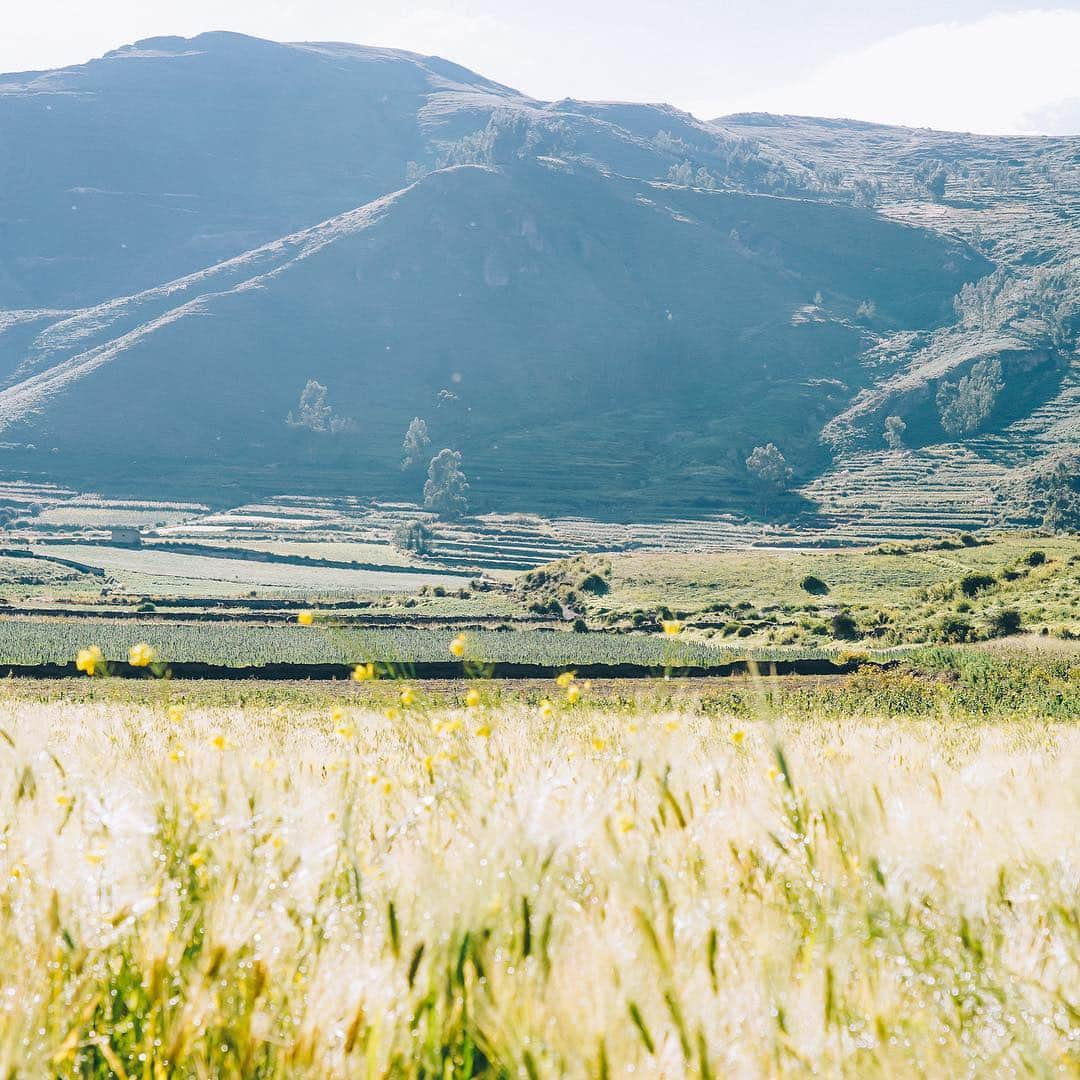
[0,618,896,670]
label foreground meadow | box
[0,680,1076,1077]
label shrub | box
[959,572,996,597]
[800,574,829,595]
[579,572,609,595]
[572,618,588,633]
[1024,550,1047,567]
[830,611,860,640]
[985,608,1022,637]
[938,614,974,643]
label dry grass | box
[0,692,1076,1076]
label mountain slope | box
[0,35,1075,524]
[0,161,985,513]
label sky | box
[2,1,1078,135]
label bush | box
[938,614,974,643]
[1023,550,1047,567]
[579,572,609,595]
[800,574,829,595]
[959,572,996,597]
[572,618,588,633]
[830,611,860,640]
[985,608,1022,637]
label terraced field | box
[29,544,473,595]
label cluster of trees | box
[400,416,470,521]
[936,358,1004,436]
[285,380,355,434]
[667,160,720,190]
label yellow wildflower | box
[591,736,606,752]
[664,720,680,733]
[566,684,582,705]
[618,815,636,832]
[352,662,376,682]
[465,688,481,709]
[475,723,491,738]
[399,686,416,707]
[209,732,230,751]
[539,699,555,719]
[335,723,355,739]
[75,645,104,677]
[188,851,205,868]
[167,704,185,724]
[438,715,464,736]
[731,729,746,747]
[661,619,683,636]
[384,707,401,722]
[128,642,156,668]
[449,634,466,658]
[297,610,315,626]
[84,850,107,866]
[56,793,72,808]
[555,671,576,689]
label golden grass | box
[0,694,1076,1076]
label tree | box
[424,450,469,520]
[667,160,694,186]
[745,443,792,491]
[285,380,354,434]
[883,415,907,450]
[936,359,1004,436]
[401,417,431,471]
[392,519,433,555]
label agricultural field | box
[0,654,1075,1077]
[29,544,474,596]
[0,618,898,674]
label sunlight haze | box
[2,1,1078,134]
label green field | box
[0,617,889,671]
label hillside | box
[0,34,1075,525]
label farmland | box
[0,617,902,675]
[0,661,1075,1077]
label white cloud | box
[705,9,1080,135]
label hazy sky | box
[3,1,1079,135]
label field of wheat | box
[0,679,1075,1078]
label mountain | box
[0,34,1075,525]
